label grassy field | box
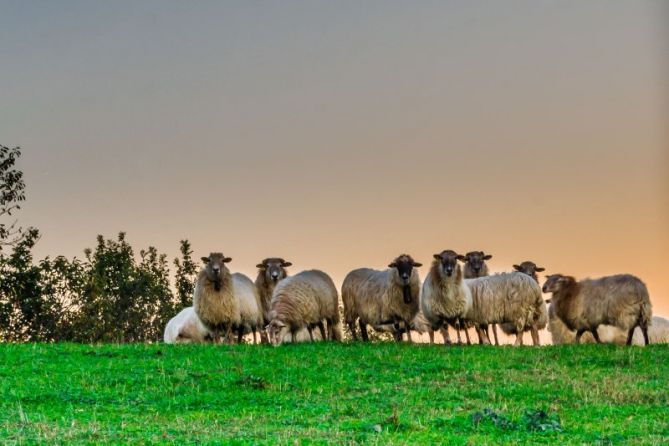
[0,343,667,445]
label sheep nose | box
[271,272,279,278]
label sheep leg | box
[491,324,499,346]
[359,321,369,342]
[476,326,489,345]
[514,334,522,347]
[454,324,462,344]
[575,329,586,344]
[307,326,314,342]
[318,321,327,341]
[237,326,244,344]
[428,329,435,345]
[641,325,649,345]
[291,328,298,343]
[441,327,452,345]
[463,325,471,345]
[530,326,540,346]
[405,322,413,343]
[252,328,257,345]
[348,321,358,341]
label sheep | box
[235,273,265,344]
[420,250,473,345]
[266,270,342,345]
[463,251,497,345]
[164,307,212,344]
[542,274,652,345]
[193,252,239,343]
[255,257,292,324]
[500,261,548,345]
[464,272,545,346]
[342,254,422,343]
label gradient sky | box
[1,1,668,321]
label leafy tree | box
[174,239,198,308]
[0,145,28,249]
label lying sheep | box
[543,274,652,345]
[164,307,212,344]
[343,254,422,343]
[465,272,545,346]
[500,261,548,345]
[463,251,497,344]
[266,270,342,345]
[421,250,472,345]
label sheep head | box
[201,252,232,291]
[513,261,545,283]
[388,254,422,304]
[256,257,292,283]
[266,319,288,346]
[433,250,467,278]
[542,274,576,295]
[464,251,492,275]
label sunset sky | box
[1,1,668,320]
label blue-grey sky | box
[1,1,668,314]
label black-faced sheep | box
[543,274,652,345]
[500,261,548,345]
[164,307,212,344]
[465,272,545,346]
[266,269,342,345]
[421,250,472,345]
[462,251,497,344]
[342,254,422,343]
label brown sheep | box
[542,274,652,345]
[501,261,548,345]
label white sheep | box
[465,272,545,346]
[266,269,342,345]
[500,261,548,345]
[164,307,211,344]
[421,250,472,345]
[342,254,422,343]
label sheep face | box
[256,258,291,283]
[388,254,422,303]
[464,251,492,275]
[200,252,232,291]
[542,274,576,295]
[433,250,467,278]
[267,319,289,346]
[513,261,545,282]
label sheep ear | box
[513,264,521,271]
[535,267,545,272]
[388,262,397,268]
[412,262,422,267]
[433,254,441,260]
[201,257,210,264]
[483,254,492,260]
[256,263,265,269]
[223,257,232,263]
[281,262,292,267]
[457,255,467,262]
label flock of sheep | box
[164,251,667,346]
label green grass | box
[0,343,667,445]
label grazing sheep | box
[164,307,212,344]
[421,250,473,345]
[542,274,652,345]
[465,272,545,346]
[500,261,548,345]
[266,270,342,345]
[255,257,292,324]
[235,273,264,344]
[342,254,422,343]
[192,252,243,343]
[463,251,497,345]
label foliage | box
[173,239,198,308]
[0,145,28,249]
[0,343,666,444]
